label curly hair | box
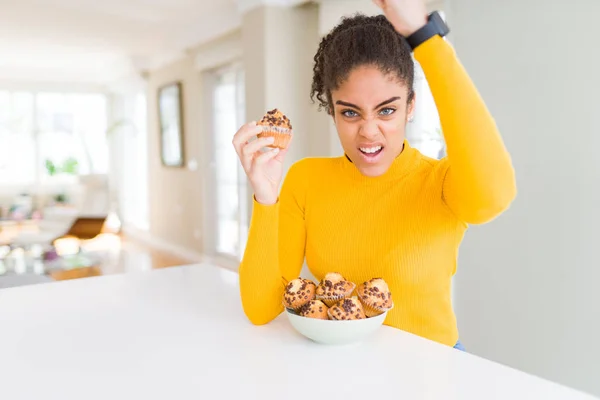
[311,13,415,114]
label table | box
[0,264,596,400]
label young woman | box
[232,0,516,349]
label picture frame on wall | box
[158,81,184,167]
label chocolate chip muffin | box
[327,296,366,320]
[283,278,316,310]
[315,272,356,307]
[297,299,329,320]
[357,278,393,317]
[257,108,292,149]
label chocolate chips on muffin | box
[297,299,329,320]
[256,108,293,149]
[357,278,393,317]
[282,273,393,320]
[315,272,356,307]
[258,108,292,130]
[283,278,316,310]
[327,296,366,320]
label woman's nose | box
[359,119,381,140]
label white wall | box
[448,0,600,396]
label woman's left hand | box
[372,0,428,37]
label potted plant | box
[45,158,79,205]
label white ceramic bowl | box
[285,308,389,345]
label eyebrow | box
[335,96,401,110]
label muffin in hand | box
[297,300,329,320]
[357,278,393,317]
[257,108,292,149]
[327,296,366,320]
[315,272,356,307]
[283,278,316,310]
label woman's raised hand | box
[372,0,428,37]
[232,122,291,205]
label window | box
[0,90,108,186]
[0,92,36,185]
[37,92,108,182]
[405,59,446,159]
[119,93,149,231]
[206,63,248,261]
[406,10,449,160]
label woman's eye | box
[342,110,359,118]
[379,107,396,116]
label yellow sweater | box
[239,36,516,346]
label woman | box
[232,0,516,349]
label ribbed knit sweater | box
[238,35,516,346]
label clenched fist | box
[372,0,428,37]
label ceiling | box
[0,0,241,86]
[0,0,400,87]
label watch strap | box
[406,11,450,51]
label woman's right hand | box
[232,122,292,205]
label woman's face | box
[331,65,415,177]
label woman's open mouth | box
[358,145,384,163]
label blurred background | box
[0,0,598,397]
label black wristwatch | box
[406,11,450,51]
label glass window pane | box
[0,91,12,136]
[216,182,240,256]
[36,93,67,132]
[407,60,446,159]
[0,90,107,186]
[0,92,35,185]
[36,92,108,181]
[215,148,238,184]
[71,93,108,174]
[216,218,239,256]
[11,92,34,136]
[127,93,149,230]
[0,134,36,185]
[211,65,247,259]
[37,92,77,181]
[0,91,9,127]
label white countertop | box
[0,265,596,400]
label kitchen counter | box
[0,264,596,400]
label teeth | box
[359,146,382,154]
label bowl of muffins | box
[283,272,394,345]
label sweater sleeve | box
[414,36,517,224]
[238,161,308,325]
